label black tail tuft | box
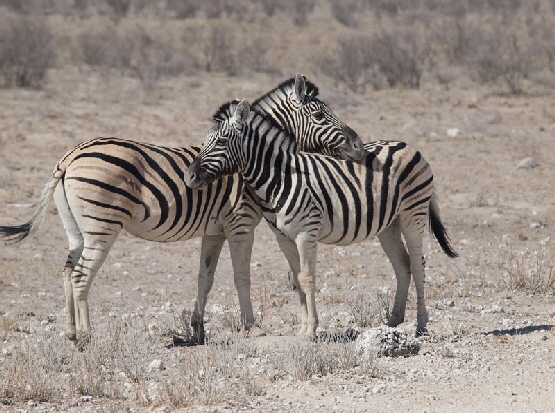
[0,221,33,243]
[429,206,458,258]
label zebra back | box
[1,137,261,244]
[187,100,434,245]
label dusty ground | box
[1,68,555,412]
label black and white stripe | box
[252,74,364,162]
[185,99,457,337]
[0,75,362,344]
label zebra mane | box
[213,99,242,122]
[251,76,319,108]
[212,99,299,151]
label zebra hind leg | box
[70,231,119,347]
[401,226,428,337]
[54,184,84,342]
[377,221,411,328]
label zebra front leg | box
[191,235,225,344]
[295,232,319,337]
[274,233,305,335]
[228,228,265,337]
[378,222,411,328]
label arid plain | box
[1,6,555,407]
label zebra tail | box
[429,192,458,258]
[0,167,65,243]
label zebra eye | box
[312,111,325,121]
[217,137,228,146]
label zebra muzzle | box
[184,159,208,190]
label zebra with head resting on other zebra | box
[185,99,458,337]
[0,75,364,345]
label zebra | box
[0,75,363,345]
[184,99,457,337]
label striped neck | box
[239,112,299,205]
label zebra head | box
[184,99,250,190]
[252,73,365,162]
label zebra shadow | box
[483,324,553,336]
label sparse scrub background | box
[1,0,555,93]
[1,0,555,411]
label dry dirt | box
[1,68,555,412]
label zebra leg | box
[377,221,411,328]
[295,232,319,337]
[71,231,119,346]
[274,233,304,333]
[54,183,84,341]
[228,229,266,338]
[191,235,225,344]
[401,227,428,336]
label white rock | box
[517,157,538,169]
[447,128,461,138]
[356,326,421,358]
[148,359,165,373]
[539,237,551,246]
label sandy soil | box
[1,68,555,412]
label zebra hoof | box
[415,327,429,337]
[387,315,404,328]
[74,334,91,351]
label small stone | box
[539,237,551,246]
[81,395,93,402]
[517,157,538,169]
[356,326,421,358]
[447,128,461,138]
[148,359,165,373]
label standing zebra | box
[0,75,363,345]
[185,99,457,337]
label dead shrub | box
[165,0,201,18]
[501,248,555,294]
[319,34,380,93]
[77,25,120,67]
[469,29,530,94]
[366,28,430,89]
[433,15,481,66]
[288,0,315,26]
[202,24,237,75]
[260,0,280,17]
[348,292,381,328]
[0,16,55,88]
[126,25,187,90]
[329,0,361,27]
[236,37,277,75]
[104,0,131,23]
[320,28,429,92]
[281,341,364,380]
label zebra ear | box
[293,73,306,103]
[233,98,250,126]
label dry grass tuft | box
[500,247,555,294]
